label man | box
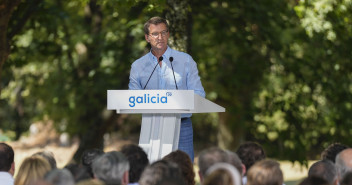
[197,147,230,183]
[120,144,149,185]
[308,160,338,185]
[246,159,283,185]
[236,141,266,185]
[321,142,348,163]
[0,143,15,185]
[92,151,130,185]
[336,148,352,182]
[81,148,104,178]
[139,160,185,185]
[129,16,205,162]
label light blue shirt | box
[129,46,205,117]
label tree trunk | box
[0,0,21,96]
[165,0,192,53]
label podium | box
[107,90,225,162]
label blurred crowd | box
[0,141,351,185]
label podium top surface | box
[107,90,225,114]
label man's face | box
[145,23,169,53]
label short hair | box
[14,156,52,185]
[0,143,14,172]
[81,148,104,177]
[299,176,330,185]
[308,160,337,184]
[144,17,169,35]
[92,151,130,185]
[236,141,266,173]
[64,163,91,183]
[198,147,230,178]
[204,163,242,185]
[225,150,243,176]
[336,149,352,180]
[321,143,348,163]
[139,160,185,185]
[121,144,149,183]
[32,150,57,169]
[246,159,283,185]
[163,150,195,185]
[44,168,75,185]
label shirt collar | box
[148,46,172,63]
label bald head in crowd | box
[308,160,338,185]
[336,149,352,181]
[198,147,230,182]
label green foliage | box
[1,0,352,164]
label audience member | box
[341,172,352,185]
[163,150,195,185]
[92,151,130,185]
[308,160,338,185]
[203,163,241,185]
[197,147,230,182]
[139,160,185,185]
[14,156,51,185]
[32,150,57,169]
[64,163,91,183]
[121,144,149,185]
[321,143,348,163]
[81,148,105,178]
[226,150,244,176]
[246,159,283,185]
[0,143,15,185]
[336,149,352,182]
[44,168,75,185]
[236,141,266,184]
[299,176,330,185]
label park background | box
[0,0,351,184]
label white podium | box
[107,90,225,162]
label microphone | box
[144,56,163,89]
[169,57,178,90]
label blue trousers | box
[178,117,194,162]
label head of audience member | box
[120,144,149,184]
[336,149,352,182]
[0,142,15,176]
[198,147,230,182]
[44,168,75,185]
[341,172,352,185]
[308,160,338,185]
[139,160,185,185]
[246,159,283,185]
[92,151,130,185]
[299,176,330,185]
[64,163,91,183]
[81,148,105,178]
[203,163,242,185]
[14,156,51,185]
[163,150,195,185]
[226,150,244,177]
[32,150,57,169]
[236,141,266,176]
[321,143,348,163]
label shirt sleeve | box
[128,63,142,90]
[187,56,206,98]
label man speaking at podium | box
[128,16,205,162]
